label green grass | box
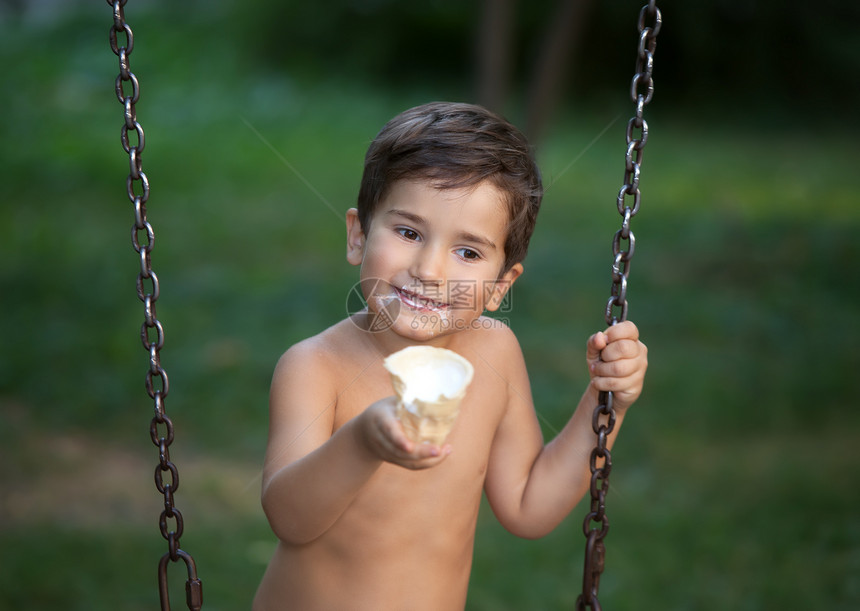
[2,4,859,610]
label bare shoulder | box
[457,316,526,370]
[272,319,362,385]
[480,315,520,345]
[275,331,334,380]
[269,319,370,420]
[448,316,531,405]
[265,320,364,482]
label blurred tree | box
[476,0,594,143]
[476,0,514,112]
[523,0,594,141]
[224,0,859,123]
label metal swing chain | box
[577,3,660,610]
[106,2,202,609]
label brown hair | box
[356,102,542,272]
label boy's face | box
[346,179,522,342]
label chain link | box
[577,3,660,610]
[107,2,202,609]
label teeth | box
[398,288,446,312]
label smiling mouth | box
[395,287,449,313]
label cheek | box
[444,276,495,313]
[360,235,398,272]
[482,282,501,310]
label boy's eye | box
[397,227,420,241]
[457,248,481,261]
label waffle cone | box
[395,397,462,446]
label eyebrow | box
[386,208,498,251]
[458,230,497,251]
[386,209,425,225]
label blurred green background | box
[1,0,859,609]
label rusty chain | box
[107,1,202,609]
[577,3,661,610]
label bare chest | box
[329,353,507,508]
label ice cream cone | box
[383,346,474,445]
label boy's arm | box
[483,321,647,539]
[261,341,448,545]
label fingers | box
[586,331,609,362]
[587,322,641,366]
[605,320,639,343]
[403,438,450,459]
[599,337,642,363]
[388,438,452,470]
[375,419,415,458]
[589,375,645,407]
[361,397,452,470]
[590,348,643,377]
[587,321,647,410]
[388,417,453,467]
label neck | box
[348,310,458,357]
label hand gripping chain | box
[107,2,202,608]
[576,3,660,610]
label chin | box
[391,314,450,342]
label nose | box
[409,242,445,285]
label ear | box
[345,208,365,266]
[486,263,523,312]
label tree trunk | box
[526,0,594,143]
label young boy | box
[253,102,647,610]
